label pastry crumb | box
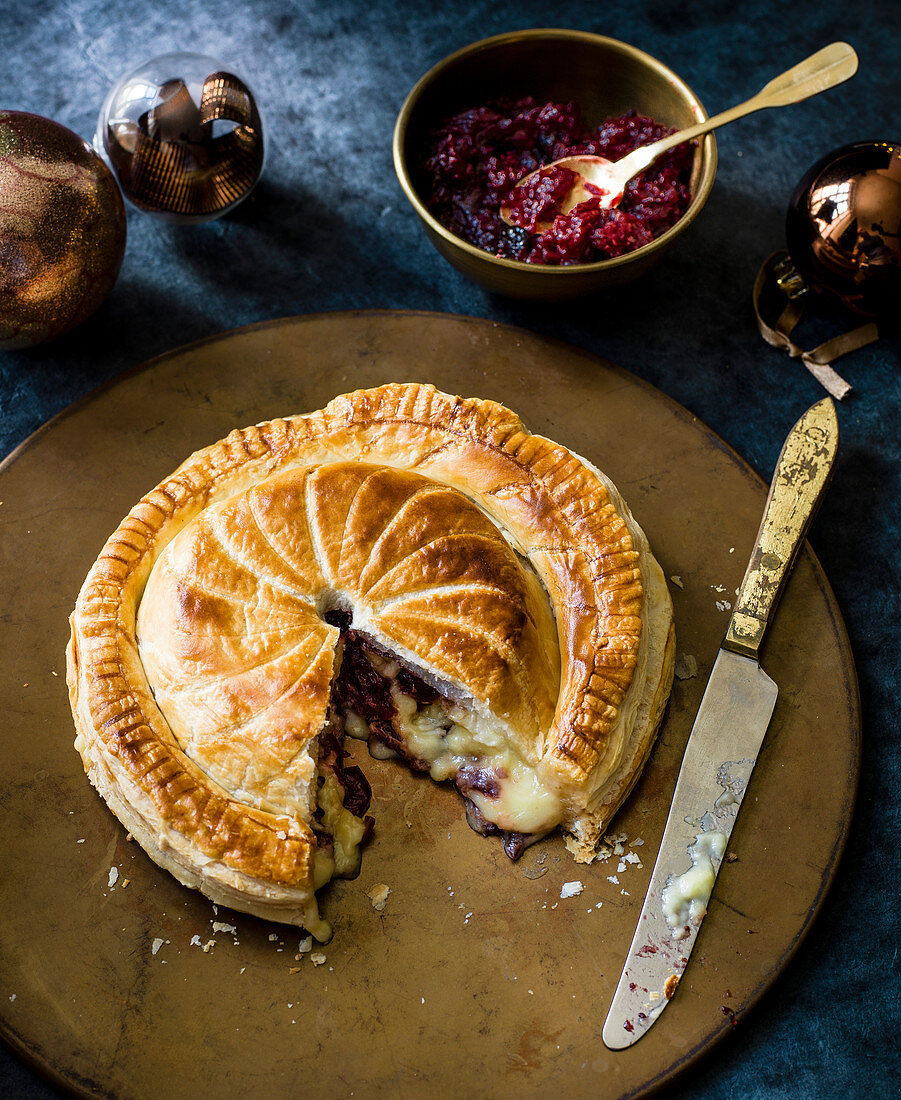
[310,953,327,967]
[675,653,698,680]
[564,833,597,864]
[601,831,628,858]
[669,575,683,588]
[366,883,391,911]
[560,880,584,899]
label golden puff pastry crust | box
[67,382,674,938]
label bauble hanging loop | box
[754,139,900,398]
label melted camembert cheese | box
[346,649,562,838]
[661,830,727,938]
[312,770,368,888]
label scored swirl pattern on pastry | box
[67,382,674,933]
[137,461,559,823]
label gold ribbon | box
[753,251,878,400]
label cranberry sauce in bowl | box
[393,30,716,297]
[422,97,693,265]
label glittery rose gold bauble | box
[785,140,901,317]
[0,111,126,350]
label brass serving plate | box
[393,30,717,298]
[0,312,858,1098]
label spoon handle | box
[617,41,858,178]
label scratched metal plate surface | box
[0,312,860,1098]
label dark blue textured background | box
[1,1,899,1096]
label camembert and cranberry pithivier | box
[67,383,674,941]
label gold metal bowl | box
[393,29,717,299]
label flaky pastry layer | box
[67,383,674,936]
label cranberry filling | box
[318,728,374,823]
[456,764,502,799]
[421,97,693,264]
[462,800,534,861]
[332,629,397,725]
[328,624,534,859]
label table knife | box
[602,396,839,1050]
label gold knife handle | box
[724,398,839,660]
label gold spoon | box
[500,42,858,232]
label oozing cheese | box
[374,676,561,836]
[661,830,727,938]
[312,769,368,889]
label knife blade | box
[602,396,839,1050]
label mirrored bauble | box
[96,52,264,223]
[785,140,901,317]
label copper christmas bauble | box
[96,53,264,223]
[0,110,126,350]
[785,140,901,317]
